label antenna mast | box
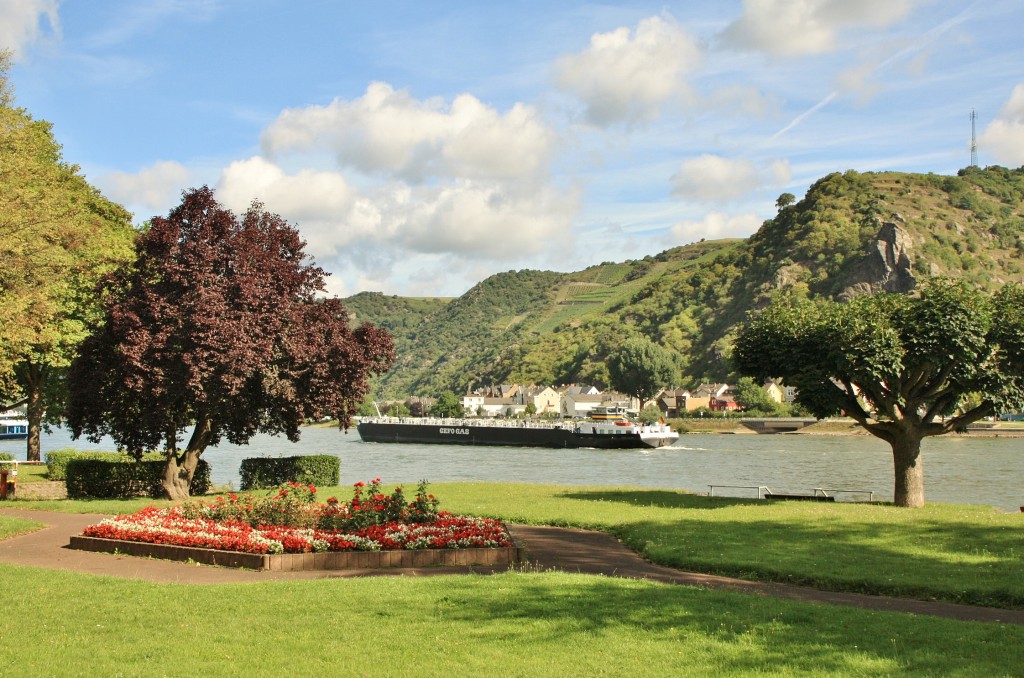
[970,109,978,167]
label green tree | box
[732,377,780,415]
[638,403,663,424]
[384,401,410,417]
[429,391,464,418]
[734,279,1024,508]
[0,52,136,460]
[606,336,681,411]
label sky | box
[4,0,1024,298]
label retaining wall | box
[69,535,523,571]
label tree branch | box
[838,378,872,424]
[941,401,995,434]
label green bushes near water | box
[45,449,116,481]
[56,451,211,499]
[239,455,340,490]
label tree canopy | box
[429,391,464,418]
[732,377,781,415]
[606,336,681,410]
[734,278,1024,507]
[0,51,136,459]
[67,187,394,499]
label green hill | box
[345,166,1024,399]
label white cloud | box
[670,155,791,202]
[720,0,918,57]
[668,211,763,244]
[978,84,1024,166]
[553,15,700,126]
[0,0,59,56]
[101,160,191,215]
[217,156,380,259]
[396,180,578,258]
[261,82,556,184]
[216,157,579,270]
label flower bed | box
[72,479,521,571]
[81,507,512,554]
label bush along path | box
[0,506,1022,625]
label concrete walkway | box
[2,508,1022,625]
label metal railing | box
[708,484,874,502]
[707,484,771,499]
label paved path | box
[2,508,1022,625]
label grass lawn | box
[12,481,1024,609]
[3,482,1023,675]
[7,464,48,483]
[0,514,41,540]
[0,563,1021,677]
[431,483,1024,609]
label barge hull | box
[356,422,674,449]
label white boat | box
[0,418,28,441]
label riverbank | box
[677,417,1024,436]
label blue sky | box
[5,0,1024,298]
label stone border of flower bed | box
[68,535,524,571]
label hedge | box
[46,449,125,481]
[239,455,340,490]
[65,456,212,499]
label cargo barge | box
[356,417,678,449]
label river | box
[2,427,1021,510]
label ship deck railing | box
[361,416,576,429]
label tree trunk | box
[161,448,202,501]
[160,415,213,500]
[890,432,925,508]
[24,362,44,462]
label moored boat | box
[356,417,678,449]
[0,418,28,441]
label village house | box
[655,389,687,417]
[518,385,561,415]
[559,384,600,396]
[461,393,485,414]
[561,393,605,418]
[763,380,785,404]
[710,392,741,412]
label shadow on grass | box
[430,572,1021,675]
[548,489,1024,609]
[557,489,761,509]
[615,515,1024,609]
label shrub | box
[319,479,440,531]
[65,456,211,499]
[0,453,14,462]
[239,455,340,491]
[181,479,442,533]
[46,450,125,481]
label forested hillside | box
[345,167,1024,399]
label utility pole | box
[970,109,978,168]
